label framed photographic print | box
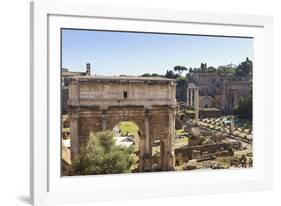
[30,0,273,205]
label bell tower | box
[86,63,91,76]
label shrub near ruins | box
[71,131,135,175]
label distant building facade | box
[199,96,215,108]
[187,71,251,114]
[62,63,91,114]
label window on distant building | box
[123,91,128,98]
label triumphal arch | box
[68,76,177,172]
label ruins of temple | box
[175,71,252,170]
[186,72,251,114]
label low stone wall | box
[200,109,221,118]
[183,109,221,119]
[175,142,235,164]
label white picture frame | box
[30,0,273,205]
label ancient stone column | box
[190,88,193,106]
[168,82,172,100]
[186,87,189,106]
[101,109,107,131]
[160,140,167,170]
[191,87,201,138]
[68,78,80,161]
[145,113,150,153]
[139,109,152,172]
[161,107,176,171]
[230,115,235,134]
[165,108,176,170]
[194,87,199,123]
[172,81,176,103]
[70,112,79,160]
[138,134,145,172]
[168,81,176,104]
[69,78,80,106]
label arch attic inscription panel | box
[68,76,177,172]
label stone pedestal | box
[192,126,201,137]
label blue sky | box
[62,29,253,76]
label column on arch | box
[161,107,176,171]
[101,109,107,131]
[68,79,80,162]
[167,107,176,170]
[139,108,152,172]
[70,112,79,161]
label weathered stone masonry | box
[68,76,177,172]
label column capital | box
[68,105,80,113]
[144,108,152,119]
[101,109,107,118]
[69,111,79,121]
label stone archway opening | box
[112,121,140,172]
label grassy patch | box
[175,165,183,171]
[174,137,189,149]
[183,109,195,114]
[118,121,139,137]
[180,137,189,144]
[176,129,184,135]
[62,127,70,133]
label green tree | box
[233,95,252,119]
[200,63,207,72]
[72,131,135,175]
[233,82,252,119]
[217,65,236,74]
[207,66,216,73]
[176,75,187,85]
[141,73,161,77]
[141,73,151,77]
[165,70,178,79]
[173,65,187,76]
[151,73,161,77]
[235,57,253,77]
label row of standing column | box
[186,87,199,123]
[194,88,199,123]
[187,88,196,107]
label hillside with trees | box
[139,58,252,102]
